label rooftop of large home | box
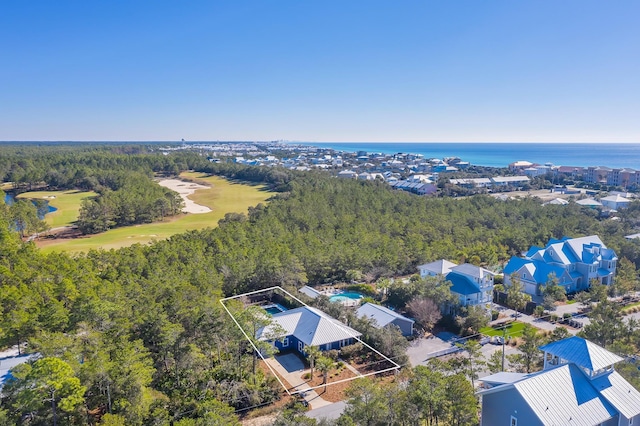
[449,263,494,280]
[256,306,361,347]
[356,302,414,329]
[539,336,623,372]
[479,337,640,425]
[525,235,617,266]
[418,259,457,275]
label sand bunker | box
[158,179,212,214]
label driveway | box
[275,353,305,374]
[406,332,460,367]
[264,354,333,410]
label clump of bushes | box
[345,283,377,297]
[340,343,364,361]
[326,349,339,361]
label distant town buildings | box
[160,142,640,200]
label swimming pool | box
[262,303,287,315]
[329,291,363,304]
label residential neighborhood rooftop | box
[256,306,361,347]
[356,302,414,329]
[539,336,624,372]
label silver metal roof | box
[356,303,414,329]
[539,336,623,371]
[514,364,617,426]
[257,306,361,347]
[450,263,495,279]
[479,372,527,386]
[417,259,457,275]
[592,371,640,419]
[298,285,321,299]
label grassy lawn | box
[622,301,640,311]
[37,173,273,253]
[479,321,527,338]
[16,190,98,228]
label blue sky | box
[1,1,639,142]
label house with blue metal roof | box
[256,306,361,356]
[478,336,640,426]
[417,260,495,309]
[356,303,414,336]
[503,235,617,296]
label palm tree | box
[316,356,335,392]
[306,345,321,377]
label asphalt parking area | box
[275,352,306,373]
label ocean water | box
[297,143,640,169]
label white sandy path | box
[158,179,212,214]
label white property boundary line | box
[220,286,401,395]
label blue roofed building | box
[356,302,414,336]
[503,235,617,296]
[417,260,494,310]
[256,306,361,356]
[446,264,495,308]
[478,336,640,426]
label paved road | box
[306,401,346,421]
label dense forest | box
[2,144,640,425]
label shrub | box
[534,306,545,318]
[340,343,363,360]
[302,372,311,380]
[563,313,572,319]
[491,310,499,321]
[345,284,377,297]
[326,349,339,361]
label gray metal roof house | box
[256,306,361,355]
[478,336,640,426]
[356,302,414,336]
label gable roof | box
[503,257,570,285]
[576,198,603,207]
[446,272,481,295]
[591,371,640,419]
[256,306,361,347]
[298,285,321,299]
[417,259,457,275]
[479,364,618,425]
[601,194,630,203]
[514,364,617,425]
[450,263,494,280]
[539,336,623,371]
[356,303,414,329]
[480,337,640,424]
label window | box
[629,418,633,425]
[282,337,289,347]
[511,416,517,426]
[522,273,526,279]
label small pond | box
[4,193,57,219]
